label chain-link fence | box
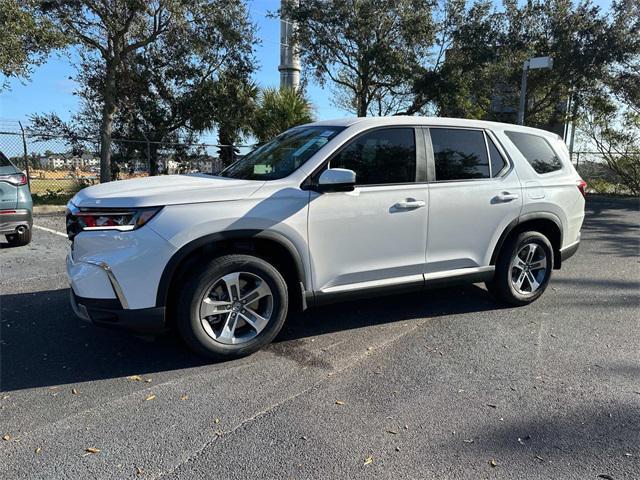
[0,121,253,204]
[1,120,637,203]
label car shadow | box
[0,283,504,392]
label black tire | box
[176,254,288,360]
[6,227,32,247]
[486,231,553,306]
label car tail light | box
[0,173,27,186]
[576,179,587,198]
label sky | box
[0,0,614,130]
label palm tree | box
[252,87,314,144]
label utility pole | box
[279,0,300,90]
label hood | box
[71,174,265,208]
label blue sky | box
[0,0,613,128]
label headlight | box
[66,203,162,240]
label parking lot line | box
[33,224,68,238]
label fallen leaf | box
[180,395,189,401]
[35,447,42,454]
[395,446,401,452]
[214,418,220,424]
[145,379,152,383]
[463,439,474,444]
[364,456,373,465]
[135,467,143,476]
[624,453,633,457]
[72,388,78,395]
[367,347,373,351]
[335,400,345,405]
[300,436,307,441]
[2,434,10,441]
[386,430,398,435]
[145,394,156,401]
[84,447,100,456]
[489,459,497,468]
[487,404,497,409]
[127,375,143,381]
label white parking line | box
[33,224,68,239]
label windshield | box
[220,126,344,180]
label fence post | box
[575,152,580,169]
[18,121,31,189]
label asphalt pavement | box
[0,196,638,479]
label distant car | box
[66,117,585,359]
[0,151,33,246]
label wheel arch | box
[156,230,307,311]
[491,213,563,269]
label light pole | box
[517,56,553,125]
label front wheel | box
[176,254,288,360]
[486,231,553,306]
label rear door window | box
[430,128,490,181]
[505,131,562,174]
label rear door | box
[424,127,522,275]
[0,153,18,210]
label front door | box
[307,127,429,294]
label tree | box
[252,87,314,144]
[210,70,259,167]
[0,0,66,89]
[34,0,257,179]
[283,0,436,117]
[408,0,638,130]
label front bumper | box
[0,208,32,235]
[70,289,167,333]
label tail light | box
[0,173,27,186]
[576,179,587,198]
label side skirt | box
[307,267,495,307]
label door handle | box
[495,192,519,202]
[393,199,426,209]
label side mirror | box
[315,168,356,192]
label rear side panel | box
[496,130,585,250]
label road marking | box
[33,224,68,239]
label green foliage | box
[31,0,258,177]
[0,0,66,89]
[283,0,436,117]
[411,0,638,128]
[252,88,314,144]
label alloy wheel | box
[199,271,274,345]
[510,242,548,295]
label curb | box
[33,205,67,214]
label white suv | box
[67,117,585,359]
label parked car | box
[66,117,585,359]
[0,151,32,246]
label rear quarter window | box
[505,131,562,174]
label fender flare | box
[490,212,563,265]
[155,229,307,307]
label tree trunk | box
[99,60,117,183]
[149,142,159,176]
[356,92,368,117]
[218,129,236,167]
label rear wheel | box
[6,226,31,247]
[486,231,553,306]
[176,254,288,360]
